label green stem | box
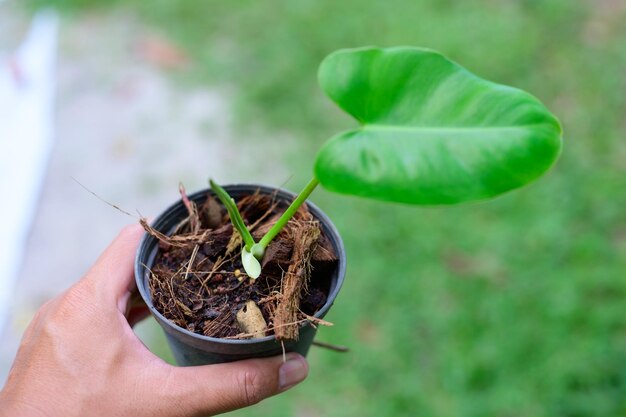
[258,177,320,249]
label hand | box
[0,225,308,417]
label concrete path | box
[0,7,292,382]
[0,10,58,338]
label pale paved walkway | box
[0,9,291,382]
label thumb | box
[164,353,309,416]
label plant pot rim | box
[134,183,346,346]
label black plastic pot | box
[135,184,346,366]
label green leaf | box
[209,179,256,250]
[314,46,563,205]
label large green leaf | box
[314,46,562,205]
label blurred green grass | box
[31,0,626,416]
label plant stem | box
[258,177,320,249]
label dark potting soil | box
[144,190,338,341]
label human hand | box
[0,225,308,417]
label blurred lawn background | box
[24,0,626,416]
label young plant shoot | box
[211,46,563,279]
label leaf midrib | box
[360,124,541,133]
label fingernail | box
[279,353,308,391]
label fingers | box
[83,224,145,306]
[165,353,309,416]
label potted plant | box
[135,46,562,366]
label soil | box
[142,188,338,341]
